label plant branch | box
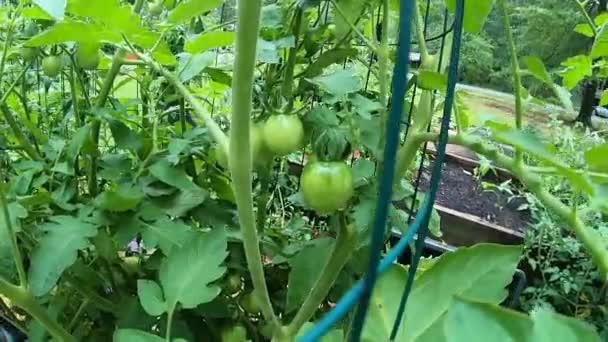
[287,215,356,336]
[329,0,378,54]
[131,49,229,152]
[572,0,597,34]
[414,0,429,59]
[229,0,281,334]
[0,185,27,287]
[88,51,125,196]
[281,7,304,112]
[376,0,390,157]
[497,0,524,164]
[0,279,75,342]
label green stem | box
[376,0,390,158]
[0,183,27,287]
[0,279,75,342]
[229,0,281,333]
[166,310,174,342]
[497,0,524,164]
[133,0,145,14]
[287,216,356,336]
[0,103,42,161]
[330,0,378,54]
[88,52,124,196]
[68,65,81,127]
[414,0,429,60]
[135,52,229,151]
[256,163,272,232]
[66,299,89,332]
[394,132,426,182]
[571,0,597,34]
[0,15,15,87]
[281,7,304,112]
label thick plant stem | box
[0,184,27,287]
[497,0,524,164]
[394,132,425,182]
[256,163,272,232]
[88,53,124,196]
[287,217,356,336]
[414,0,428,59]
[281,7,303,112]
[0,279,75,342]
[229,0,281,333]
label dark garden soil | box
[417,160,531,232]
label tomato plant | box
[0,0,605,341]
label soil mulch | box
[417,160,531,232]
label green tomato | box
[240,292,262,315]
[149,1,163,16]
[121,256,141,275]
[221,324,247,342]
[76,45,100,70]
[222,273,242,294]
[20,47,38,62]
[262,114,304,156]
[41,55,63,78]
[301,161,354,214]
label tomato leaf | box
[141,217,195,256]
[0,202,27,281]
[108,119,143,152]
[361,244,522,340]
[418,70,447,91]
[149,160,200,192]
[168,0,223,25]
[33,0,66,21]
[574,23,595,38]
[95,184,144,212]
[304,48,359,77]
[29,216,98,296]
[446,0,495,34]
[113,329,164,342]
[584,144,608,173]
[177,52,214,82]
[160,228,228,312]
[286,238,334,312]
[261,4,284,28]
[523,56,553,85]
[352,159,375,188]
[185,31,235,54]
[25,20,118,46]
[308,68,363,98]
[149,189,207,217]
[444,297,602,342]
[137,280,166,316]
[561,55,592,90]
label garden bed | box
[418,146,530,247]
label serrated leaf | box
[257,36,295,63]
[33,0,66,21]
[0,202,27,280]
[113,329,164,342]
[444,297,601,342]
[308,69,362,98]
[142,217,195,256]
[109,119,143,152]
[177,52,214,82]
[150,189,207,217]
[446,0,495,34]
[286,238,334,312]
[160,228,228,312]
[361,244,522,341]
[561,55,592,90]
[66,124,93,164]
[29,216,98,296]
[95,184,144,212]
[149,160,200,192]
[584,144,608,173]
[304,48,359,77]
[574,24,594,38]
[592,23,608,58]
[261,4,284,28]
[185,31,235,54]
[352,159,375,188]
[137,280,166,316]
[25,20,118,46]
[523,56,552,85]
[168,0,223,24]
[350,94,382,119]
